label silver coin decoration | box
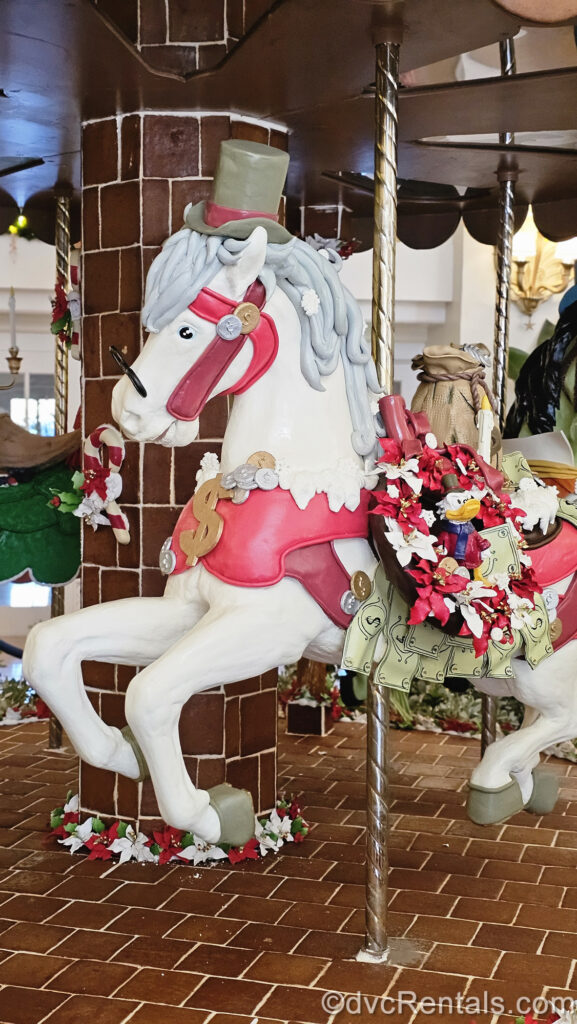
[233,464,259,489]
[254,467,279,490]
[220,472,237,490]
[159,537,176,575]
[232,488,250,504]
[340,590,361,616]
[216,314,242,341]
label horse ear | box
[224,226,268,299]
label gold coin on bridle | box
[179,474,234,567]
[247,450,276,470]
[550,618,563,643]
[439,557,459,575]
[350,570,372,601]
[233,301,261,334]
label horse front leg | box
[23,594,206,777]
[124,579,328,841]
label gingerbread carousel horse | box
[23,141,577,845]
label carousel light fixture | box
[511,207,577,322]
[1,286,22,390]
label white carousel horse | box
[23,223,577,840]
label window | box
[0,373,55,435]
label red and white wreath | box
[371,437,549,657]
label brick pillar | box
[80,112,287,829]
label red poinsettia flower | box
[377,438,402,465]
[438,718,477,734]
[289,799,301,819]
[228,837,260,864]
[446,445,486,489]
[416,447,452,492]
[510,567,542,600]
[372,482,431,536]
[35,699,51,719]
[150,826,185,865]
[81,464,110,502]
[51,279,68,324]
[85,827,115,860]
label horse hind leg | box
[469,648,577,824]
[23,595,204,778]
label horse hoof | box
[524,766,559,815]
[120,725,150,781]
[467,778,525,825]
[208,783,255,846]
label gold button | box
[233,301,261,334]
[350,570,372,601]
[247,450,276,470]
[550,618,562,642]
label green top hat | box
[184,139,292,244]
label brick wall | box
[91,0,276,75]
[80,111,288,828]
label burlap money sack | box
[410,345,499,451]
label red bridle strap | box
[166,281,278,422]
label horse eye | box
[178,325,195,340]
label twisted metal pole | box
[49,196,71,750]
[359,39,399,965]
[483,37,517,757]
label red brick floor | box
[0,720,576,1024]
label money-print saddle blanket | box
[166,487,371,629]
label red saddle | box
[529,519,577,651]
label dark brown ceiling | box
[1,0,577,242]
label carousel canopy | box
[1,0,577,247]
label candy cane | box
[83,424,130,545]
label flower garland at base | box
[0,678,51,726]
[50,794,308,866]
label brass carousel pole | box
[482,37,517,756]
[48,196,71,750]
[358,28,401,965]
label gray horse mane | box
[142,228,381,456]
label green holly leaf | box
[149,843,161,856]
[181,832,195,849]
[71,471,85,490]
[50,807,64,829]
[92,817,106,834]
[117,821,128,839]
[50,314,70,335]
[64,822,77,835]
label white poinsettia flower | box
[387,483,400,499]
[301,288,321,316]
[420,508,436,527]
[383,457,423,494]
[63,794,79,814]
[384,519,438,567]
[490,572,512,592]
[109,826,155,864]
[444,596,457,614]
[59,816,95,854]
[460,580,497,603]
[267,808,294,839]
[508,593,535,630]
[459,602,485,639]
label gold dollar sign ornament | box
[179,474,233,567]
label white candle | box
[476,392,494,464]
[8,286,16,349]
